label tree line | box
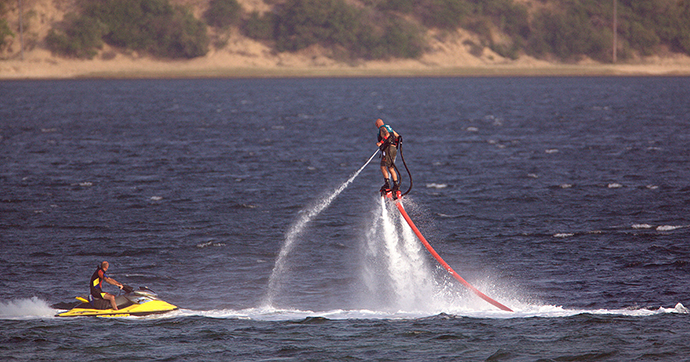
[36,0,690,62]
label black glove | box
[397,135,402,144]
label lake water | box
[1,77,689,360]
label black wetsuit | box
[90,266,107,299]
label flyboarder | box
[375,118,402,194]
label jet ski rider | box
[375,118,401,193]
[90,261,124,310]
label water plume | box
[264,150,380,307]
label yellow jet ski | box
[56,286,178,317]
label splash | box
[264,150,379,307]
[360,197,517,313]
[0,297,56,319]
[359,197,440,312]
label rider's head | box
[375,119,384,128]
[101,261,109,271]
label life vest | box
[89,266,107,299]
[377,124,399,148]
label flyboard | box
[382,189,513,312]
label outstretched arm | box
[105,276,123,289]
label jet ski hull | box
[56,288,178,317]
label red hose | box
[394,200,513,312]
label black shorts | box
[380,145,397,168]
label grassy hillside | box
[2,0,689,63]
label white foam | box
[155,302,689,322]
[632,223,653,229]
[0,297,56,319]
[425,183,448,189]
[6,299,683,321]
[656,225,683,231]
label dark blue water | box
[1,77,689,361]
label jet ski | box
[56,285,178,317]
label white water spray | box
[264,150,380,307]
[360,198,438,311]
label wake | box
[5,298,687,321]
[0,297,58,319]
[118,302,690,321]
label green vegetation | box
[273,0,362,52]
[46,13,106,59]
[244,0,423,59]
[526,0,690,61]
[527,2,614,61]
[242,11,276,41]
[205,0,241,29]
[0,0,14,52]
[377,0,471,30]
[47,0,208,59]
[0,19,13,51]
[42,0,690,62]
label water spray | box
[264,150,380,307]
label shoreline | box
[4,65,690,80]
[3,51,690,80]
[4,64,690,80]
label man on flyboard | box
[375,118,402,198]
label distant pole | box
[18,0,24,60]
[612,0,617,63]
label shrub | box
[155,8,209,58]
[473,0,530,38]
[672,0,690,52]
[45,13,106,59]
[274,0,363,52]
[272,0,423,59]
[526,5,612,62]
[243,11,277,40]
[0,18,13,51]
[420,0,470,30]
[378,0,468,30]
[205,0,242,29]
[375,18,424,59]
[376,0,416,14]
[80,0,208,58]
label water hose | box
[393,137,413,197]
[394,200,513,312]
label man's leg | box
[380,166,391,190]
[104,293,118,310]
[380,165,389,179]
[389,167,398,185]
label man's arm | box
[105,276,123,289]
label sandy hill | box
[1,0,690,79]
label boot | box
[380,178,391,192]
